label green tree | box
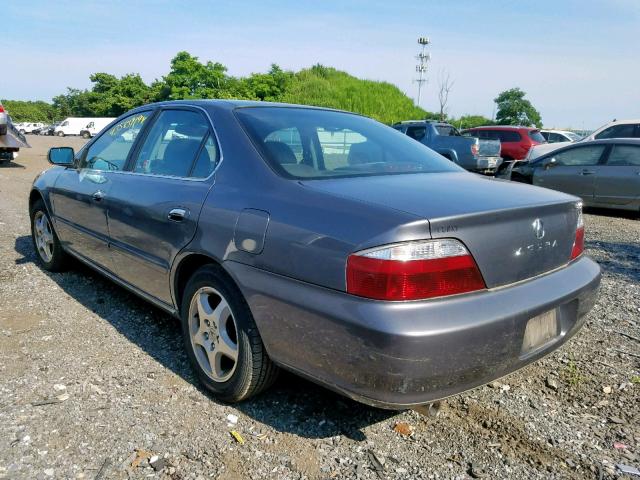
[0,100,59,122]
[454,114,492,129]
[161,51,229,100]
[494,88,542,127]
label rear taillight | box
[471,142,479,156]
[346,239,486,301]
[0,105,4,113]
[570,203,584,259]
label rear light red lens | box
[346,240,486,301]
[570,202,584,260]
[0,105,4,113]
[571,226,584,259]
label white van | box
[79,118,116,138]
[55,118,98,137]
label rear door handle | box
[168,208,188,222]
[580,169,596,175]
[92,190,105,201]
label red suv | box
[462,126,546,160]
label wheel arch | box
[172,252,239,316]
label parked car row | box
[12,117,117,138]
[392,121,502,174]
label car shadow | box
[14,235,395,440]
[0,160,26,169]
[584,205,639,220]
[586,238,640,284]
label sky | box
[3,0,639,129]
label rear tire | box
[180,265,279,403]
[30,199,70,272]
[0,125,7,136]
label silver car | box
[512,139,640,213]
[30,101,600,408]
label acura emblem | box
[532,218,545,239]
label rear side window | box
[236,107,461,179]
[133,109,216,178]
[82,112,150,171]
[528,130,546,143]
[502,131,522,142]
[552,145,606,166]
[606,145,640,166]
[406,126,426,140]
[595,124,637,139]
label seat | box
[155,138,202,177]
[264,141,298,165]
[348,141,382,165]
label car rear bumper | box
[468,156,502,174]
[225,256,600,409]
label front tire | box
[180,265,278,403]
[81,131,90,139]
[57,131,64,137]
[30,199,70,272]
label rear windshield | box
[528,130,546,143]
[435,125,460,136]
[235,107,462,179]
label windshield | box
[565,132,582,141]
[235,107,461,179]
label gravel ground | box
[0,136,638,480]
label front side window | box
[133,109,213,177]
[236,107,461,179]
[606,145,640,166]
[82,112,150,171]
[552,145,605,166]
[595,124,637,140]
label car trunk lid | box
[302,172,580,288]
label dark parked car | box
[30,101,600,408]
[508,139,640,213]
[393,121,502,174]
[463,126,546,161]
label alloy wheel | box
[188,287,239,382]
[33,211,54,263]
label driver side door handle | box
[580,169,596,176]
[168,208,188,222]
[92,190,106,201]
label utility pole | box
[415,36,430,107]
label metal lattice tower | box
[415,37,431,107]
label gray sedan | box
[511,139,640,213]
[30,100,600,408]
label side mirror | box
[48,147,75,166]
[543,157,557,170]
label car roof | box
[127,99,355,115]
[465,125,539,131]
[541,129,577,134]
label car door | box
[593,143,640,205]
[49,111,152,269]
[107,107,219,305]
[533,144,607,201]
